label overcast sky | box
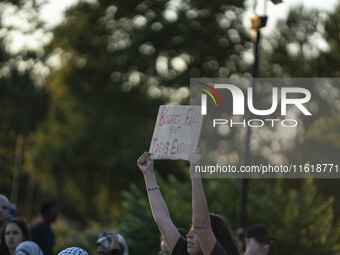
[244,0,339,33]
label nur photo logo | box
[196,82,223,115]
[192,79,313,128]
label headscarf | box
[58,247,88,255]
[96,234,129,255]
[15,241,43,255]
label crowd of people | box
[0,196,58,255]
[0,152,275,255]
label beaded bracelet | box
[146,186,160,191]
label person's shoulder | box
[211,241,227,255]
[171,236,188,255]
[30,222,43,231]
[31,222,51,233]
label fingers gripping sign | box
[137,152,154,174]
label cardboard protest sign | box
[149,105,203,160]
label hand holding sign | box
[137,152,154,174]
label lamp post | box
[237,0,283,250]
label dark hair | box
[160,228,188,242]
[209,214,240,255]
[177,228,188,238]
[40,200,57,215]
[0,218,30,255]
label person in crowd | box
[160,228,188,255]
[31,200,59,255]
[10,204,17,218]
[242,225,274,255]
[0,218,30,255]
[96,230,128,255]
[58,247,88,255]
[0,195,11,238]
[16,241,43,255]
[137,152,240,255]
[236,228,245,253]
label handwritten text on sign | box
[149,105,203,160]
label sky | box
[244,0,339,34]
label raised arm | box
[137,152,180,251]
[189,154,216,255]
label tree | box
[28,0,250,221]
[259,4,340,221]
[248,178,340,255]
[0,0,49,212]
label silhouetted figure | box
[31,201,58,255]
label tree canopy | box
[0,0,339,254]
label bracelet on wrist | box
[146,186,160,191]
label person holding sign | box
[137,152,240,255]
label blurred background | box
[0,0,340,254]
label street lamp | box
[271,0,283,4]
[237,0,283,251]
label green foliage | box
[259,6,323,77]
[248,179,339,254]
[318,2,340,77]
[303,114,340,162]
[54,219,102,254]
[260,3,340,223]
[293,113,340,221]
